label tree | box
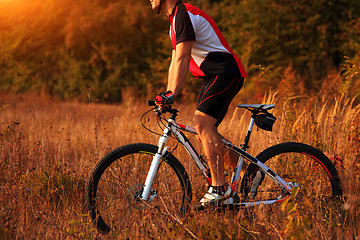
[245,0,360,89]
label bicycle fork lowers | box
[141,109,178,201]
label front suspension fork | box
[141,127,171,201]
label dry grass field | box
[0,86,359,239]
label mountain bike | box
[86,101,342,234]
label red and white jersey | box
[169,2,247,78]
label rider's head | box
[150,0,167,14]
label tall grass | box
[0,79,359,239]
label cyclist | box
[150,0,247,208]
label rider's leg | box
[193,110,226,187]
[224,149,248,177]
[193,75,244,207]
[194,114,247,185]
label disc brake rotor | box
[127,184,157,210]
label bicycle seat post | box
[237,104,275,151]
[241,110,258,151]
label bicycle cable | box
[140,107,181,154]
[140,106,181,138]
[140,107,163,136]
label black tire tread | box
[86,143,192,234]
[241,142,342,197]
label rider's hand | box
[155,91,175,106]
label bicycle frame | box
[141,108,293,207]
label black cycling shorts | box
[196,75,244,127]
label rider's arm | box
[167,41,194,97]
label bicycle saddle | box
[237,104,275,111]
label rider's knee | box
[193,116,208,134]
[193,115,217,137]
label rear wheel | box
[241,142,342,205]
[86,143,192,235]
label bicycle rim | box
[242,142,342,207]
[86,143,192,236]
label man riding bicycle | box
[150,0,247,207]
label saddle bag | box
[255,113,276,131]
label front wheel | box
[241,142,342,204]
[86,143,192,235]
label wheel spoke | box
[241,142,341,210]
[86,144,192,235]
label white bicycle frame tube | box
[172,122,208,175]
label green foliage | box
[341,57,360,97]
[0,0,359,101]
[244,0,360,89]
[0,0,167,102]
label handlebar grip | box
[148,100,156,106]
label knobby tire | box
[241,142,342,204]
[86,143,192,234]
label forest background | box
[1,0,360,238]
[0,0,359,103]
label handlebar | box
[147,100,177,116]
